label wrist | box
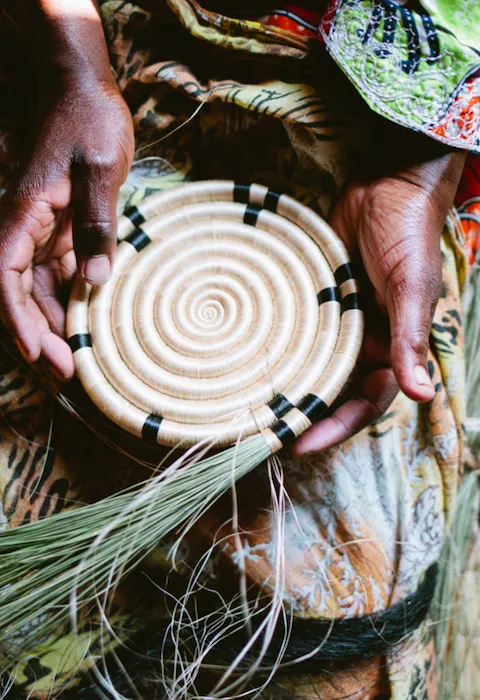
[20,0,115,88]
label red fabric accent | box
[260,4,322,39]
[456,155,480,267]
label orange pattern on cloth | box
[456,154,480,268]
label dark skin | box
[0,0,467,455]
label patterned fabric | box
[0,1,476,698]
[321,0,480,152]
[456,154,480,267]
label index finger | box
[292,367,398,456]
[0,206,41,362]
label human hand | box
[294,142,466,456]
[0,78,134,380]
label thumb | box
[72,158,121,285]
[386,255,440,402]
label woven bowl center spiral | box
[67,181,363,448]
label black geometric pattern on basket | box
[67,182,363,448]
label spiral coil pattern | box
[67,181,363,449]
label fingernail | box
[82,255,111,285]
[414,365,433,389]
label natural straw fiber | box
[0,184,363,674]
[67,181,363,449]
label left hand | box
[294,140,465,457]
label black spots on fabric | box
[127,61,141,80]
[373,411,396,425]
[39,479,70,519]
[362,3,383,44]
[407,663,429,700]
[428,359,444,394]
[182,80,210,100]
[0,375,25,397]
[3,404,41,424]
[360,4,439,75]
[431,307,462,358]
[432,321,458,346]
[18,382,41,406]
[432,337,454,356]
[3,446,30,512]
[28,445,56,506]
[369,411,395,439]
[139,109,159,130]
[369,427,393,439]
[17,657,51,692]
[445,308,462,327]
[20,444,51,501]
[7,443,17,470]
[124,11,150,64]
[3,439,58,521]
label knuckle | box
[73,220,114,256]
[331,413,351,437]
[394,327,430,356]
[79,149,120,178]
[408,327,431,354]
[388,256,440,304]
[357,396,381,423]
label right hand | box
[294,144,465,457]
[0,77,134,380]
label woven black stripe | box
[67,333,92,353]
[142,414,163,444]
[334,262,354,286]
[297,394,328,423]
[271,420,296,445]
[317,287,340,305]
[244,205,261,226]
[267,394,294,419]
[125,228,152,252]
[124,205,146,227]
[264,189,280,213]
[233,183,251,204]
[341,292,361,314]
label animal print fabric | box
[0,2,476,698]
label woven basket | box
[67,180,363,449]
[0,182,365,668]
